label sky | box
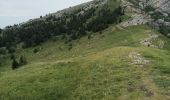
[0,0,92,28]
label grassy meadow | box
[0,25,170,99]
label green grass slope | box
[0,24,170,100]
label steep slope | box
[140,0,170,12]
[126,0,170,37]
[128,0,170,12]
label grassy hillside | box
[0,24,170,99]
[0,0,170,99]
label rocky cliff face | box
[150,0,170,12]
[144,0,170,36]
[126,0,170,36]
[139,0,170,12]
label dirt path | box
[127,51,169,99]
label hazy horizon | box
[0,0,92,28]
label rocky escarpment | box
[140,0,170,12]
[145,0,170,36]
[126,0,170,36]
[131,0,170,13]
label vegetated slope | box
[1,24,170,99]
[0,0,170,100]
[0,0,122,48]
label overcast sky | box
[0,0,92,28]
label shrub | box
[11,55,27,70]
[99,31,103,35]
[19,55,27,66]
[10,54,16,60]
[0,47,7,55]
[33,48,40,53]
[8,46,16,53]
[12,59,19,70]
[88,35,92,39]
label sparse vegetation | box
[0,47,7,55]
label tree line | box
[0,6,123,50]
[0,5,124,69]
